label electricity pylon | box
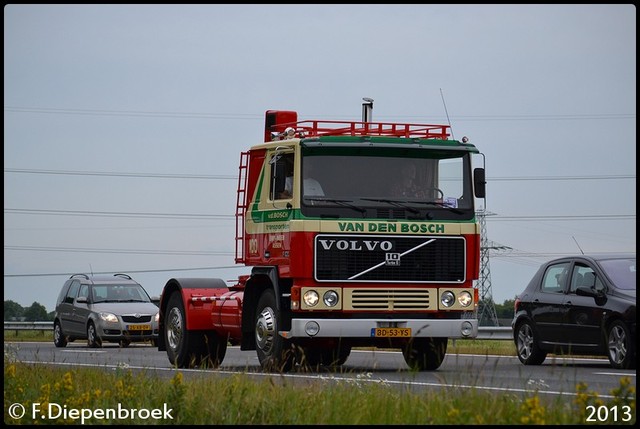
[476,210,511,326]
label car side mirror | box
[76,296,88,304]
[576,287,607,305]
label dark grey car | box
[53,273,159,348]
[512,253,636,369]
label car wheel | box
[607,320,635,370]
[53,322,68,348]
[87,321,102,348]
[255,289,295,372]
[515,321,546,365]
[402,337,447,371]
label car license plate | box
[127,324,151,331]
[371,328,411,338]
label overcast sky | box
[4,4,636,312]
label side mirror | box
[576,287,607,306]
[76,296,88,304]
[474,167,486,198]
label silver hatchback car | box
[53,273,159,347]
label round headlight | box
[440,291,455,308]
[303,290,319,307]
[323,290,339,307]
[458,291,473,307]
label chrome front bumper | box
[280,318,477,339]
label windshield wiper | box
[360,198,420,214]
[411,200,464,214]
[304,197,366,214]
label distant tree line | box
[493,299,516,319]
[3,299,516,323]
[4,300,55,321]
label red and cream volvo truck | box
[157,101,486,372]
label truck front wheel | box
[255,289,295,372]
[402,337,447,371]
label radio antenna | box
[439,88,455,141]
[572,236,585,255]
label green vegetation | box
[4,355,635,425]
[3,330,54,342]
[4,300,54,322]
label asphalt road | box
[5,340,635,404]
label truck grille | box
[314,234,465,282]
[344,288,435,310]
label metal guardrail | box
[4,321,513,340]
[475,326,513,340]
[4,321,54,335]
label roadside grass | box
[4,330,54,342]
[4,353,636,425]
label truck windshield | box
[300,152,475,219]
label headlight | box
[323,290,339,307]
[440,291,455,308]
[154,312,160,322]
[303,290,319,307]
[458,291,473,307]
[99,312,118,323]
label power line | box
[4,245,233,256]
[487,175,635,181]
[4,208,632,221]
[3,168,236,180]
[488,214,634,221]
[4,208,235,220]
[3,106,262,120]
[4,106,635,121]
[4,265,248,278]
[4,167,635,181]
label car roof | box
[545,253,635,263]
[69,273,140,285]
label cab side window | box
[270,152,294,200]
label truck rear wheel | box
[164,291,227,368]
[255,289,295,372]
[402,337,447,371]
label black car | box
[512,253,636,369]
